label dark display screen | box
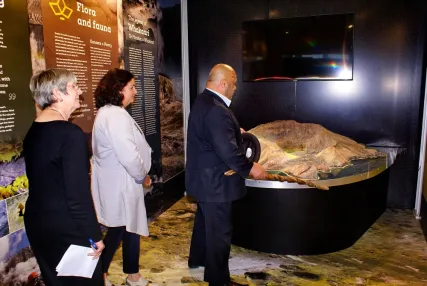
[242,13,354,81]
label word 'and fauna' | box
[76,2,111,33]
[77,19,112,33]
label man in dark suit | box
[186,64,267,285]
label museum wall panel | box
[0,0,184,283]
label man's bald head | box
[207,64,235,82]
[206,64,237,100]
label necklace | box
[47,107,66,120]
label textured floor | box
[107,197,427,286]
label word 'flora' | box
[77,2,96,16]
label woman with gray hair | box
[23,69,105,286]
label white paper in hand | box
[56,244,99,278]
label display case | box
[232,151,398,255]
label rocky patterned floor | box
[107,197,427,286]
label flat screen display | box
[242,13,354,81]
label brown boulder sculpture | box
[248,120,385,179]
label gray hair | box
[29,69,77,109]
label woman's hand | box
[88,240,105,259]
[142,175,152,188]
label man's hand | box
[240,128,245,134]
[249,162,267,180]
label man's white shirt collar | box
[207,88,231,107]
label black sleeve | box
[61,127,102,242]
[205,106,253,177]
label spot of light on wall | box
[382,77,400,94]
[329,80,359,97]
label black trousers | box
[25,217,103,286]
[101,226,140,274]
[188,202,233,286]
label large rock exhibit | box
[249,120,385,179]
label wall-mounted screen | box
[242,13,354,81]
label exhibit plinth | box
[231,157,390,255]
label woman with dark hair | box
[91,68,152,286]
[24,69,104,285]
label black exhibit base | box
[231,169,390,255]
[145,171,186,220]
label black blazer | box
[185,89,253,202]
